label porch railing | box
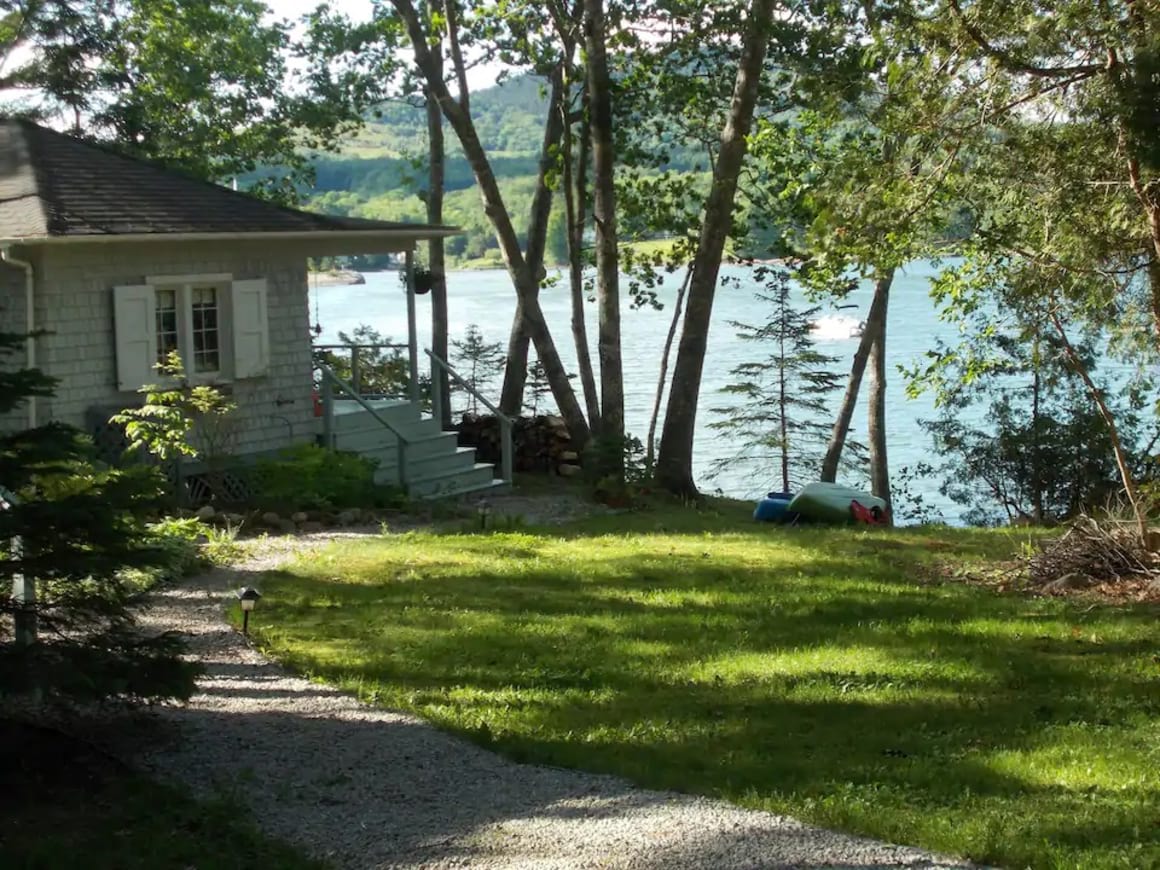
[317,362,412,491]
[313,342,412,398]
[426,349,513,485]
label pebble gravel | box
[132,503,980,870]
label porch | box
[306,243,512,500]
[313,341,513,500]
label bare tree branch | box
[444,0,470,114]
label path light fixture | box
[477,499,491,531]
[237,586,261,635]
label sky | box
[279,0,374,23]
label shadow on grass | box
[119,569,972,869]
[250,523,1160,868]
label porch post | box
[405,249,420,403]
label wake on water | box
[809,314,864,341]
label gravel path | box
[132,515,979,870]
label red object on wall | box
[312,388,323,417]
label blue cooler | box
[754,492,794,522]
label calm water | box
[310,261,967,521]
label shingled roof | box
[0,119,456,243]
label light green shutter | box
[231,278,269,379]
[112,284,156,391]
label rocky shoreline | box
[309,268,365,287]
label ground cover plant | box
[246,504,1160,869]
[0,720,323,870]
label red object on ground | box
[850,500,889,526]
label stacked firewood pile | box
[456,413,582,476]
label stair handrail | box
[314,342,410,396]
[426,349,513,485]
[317,362,411,491]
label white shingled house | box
[0,119,507,498]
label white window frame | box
[113,273,270,392]
[149,275,231,382]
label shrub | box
[146,516,212,581]
[247,444,404,512]
[1,333,199,705]
[111,352,239,462]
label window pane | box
[155,288,179,366]
[191,286,220,373]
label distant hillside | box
[339,75,549,160]
[309,73,704,198]
[301,74,711,268]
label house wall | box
[17,239,319,456]
[0,252,41,433]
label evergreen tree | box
[524,357,553,417]
[0,333,198,704]
[314,325,412,398]
[451,324,506,416]
[710,271,849,494]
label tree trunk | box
[866,270,893,519]
[778,307,789,493]
[646,266,691,471]
[562,76,601,429]
[500,67,569,416]
[500,302,531,416]
[1146,215,1160,345]
[391,0,590,446]
[424,20,450,425]
[819,273,892,482]
[655,0,776,497]
[585,0,623,476]
[1030,329,1044,522]
[1050,308,1149,545]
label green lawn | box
[246,504,1160,869]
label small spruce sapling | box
[451,324,506,416]
[710,269,852,494]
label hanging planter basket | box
[412,267,435,296]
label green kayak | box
[788,482,886,524]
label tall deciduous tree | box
[941,0,1160,348]
[655,0,777,496]
[584,0,624,472]
[2,0,373,201]
[914,0,1160,538]
[747,4,969,515]
[559,74,603,428]
[425,0,451,425]
[384,0,592,447]
[819,275,890,483]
